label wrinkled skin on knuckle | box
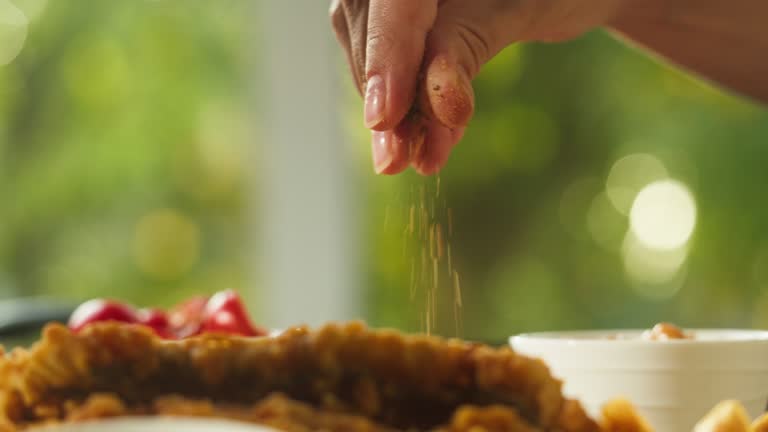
[452,21,489,78]
[348,24,368,87]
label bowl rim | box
[510,328,768,347]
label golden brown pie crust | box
[0,321,644,431]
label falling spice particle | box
[453,303,460,336]
[408,205,415,235]
[453,300,463,338]
[410,257,416,300]
[447,244,453,277]
[448,208,454,237]
[453,270,463,307]
[433,258,439,297]
[431,282,437,330]
[429,224,435,259]
[435,223,444,259]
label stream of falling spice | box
[400,175,463,337]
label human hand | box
[330,0,625,175]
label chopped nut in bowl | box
[642,322,692,341]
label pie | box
[0,291,651,431]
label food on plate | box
[0,321,604,431]
[67,290,267,339]
[1,292,745,431]
[0,291,658,431]
[641,322,692,341]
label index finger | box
[364,0,438,130]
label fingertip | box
[371,131,393,174]
[385,118,426,174]
[411,123,463,176]
[371,129,411,175]
[379,159,410,175]
[364,75,387,129]
[412,162,440,177]
[449,126,466,144]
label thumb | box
[418,0,531,129]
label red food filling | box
[67,290,267,339]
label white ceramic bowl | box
[510,329,768,432]
[28,417,279,432]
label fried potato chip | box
[693,400,750,432]
[601,398,653,432]
[751,412,768,432]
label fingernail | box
[364,75,385,128]
[372,131,393,174]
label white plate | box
[29,417,280,432]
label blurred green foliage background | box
[2,1,768,343]
[0,0,252,308]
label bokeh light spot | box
[606,153,668,215]
[0,0,28,65]
[629,179,696,250]
[13,0,47,22]
[622,232,687,299]
[134,209,200,280]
